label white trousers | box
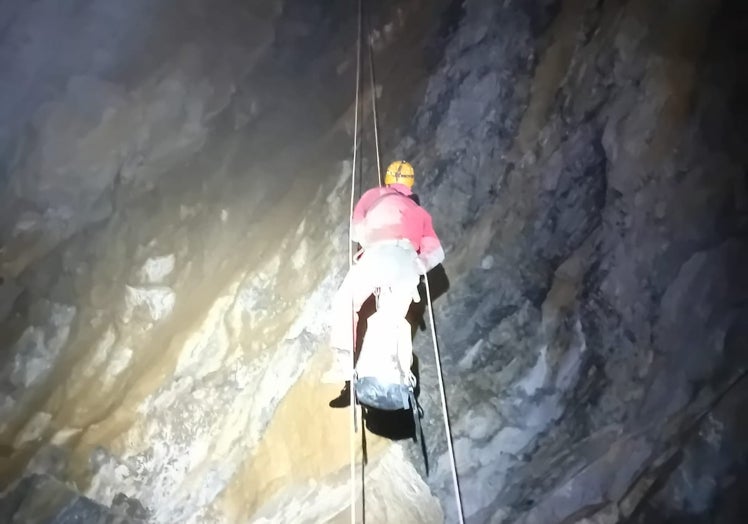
[329,241,421,355]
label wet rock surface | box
[0,0,746,522]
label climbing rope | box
[349,0,363,270]
[348,0,364,522]
[424,272,466,524]
[346,2,464,523]
[366,16,383,187]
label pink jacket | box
[351,184,445,272]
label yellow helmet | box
[384,160,415,188]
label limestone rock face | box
[0,0,746,523]
[394,0,748,522]
[0,0,278,278]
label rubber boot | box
[328,381,352,408]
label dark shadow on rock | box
[362,355,431,475]
[407,263,450,339]
[424,262,451,301]
[362,355,422,441]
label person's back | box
[325,160,444,407]
[352,182,443,272]
[359,189,429,249]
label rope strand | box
[348,3,462,523]
[366,16,382,187]
[424,273,466,524]
[348,0,364,522]
[349,0,363,270]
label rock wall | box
[391,0,748,522]
[0,0,280,277]
[0,0,445,522]
[0,0,746,522]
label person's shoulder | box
[362,186,388,198]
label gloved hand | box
[418,241,445,274]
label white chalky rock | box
[122,286,176,323]
[11,303,76,388]
[138,254,176,284]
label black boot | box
[328,381,352,408]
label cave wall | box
[0,0,746,523]
[0,0,446,522]
[392,0,748,522]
